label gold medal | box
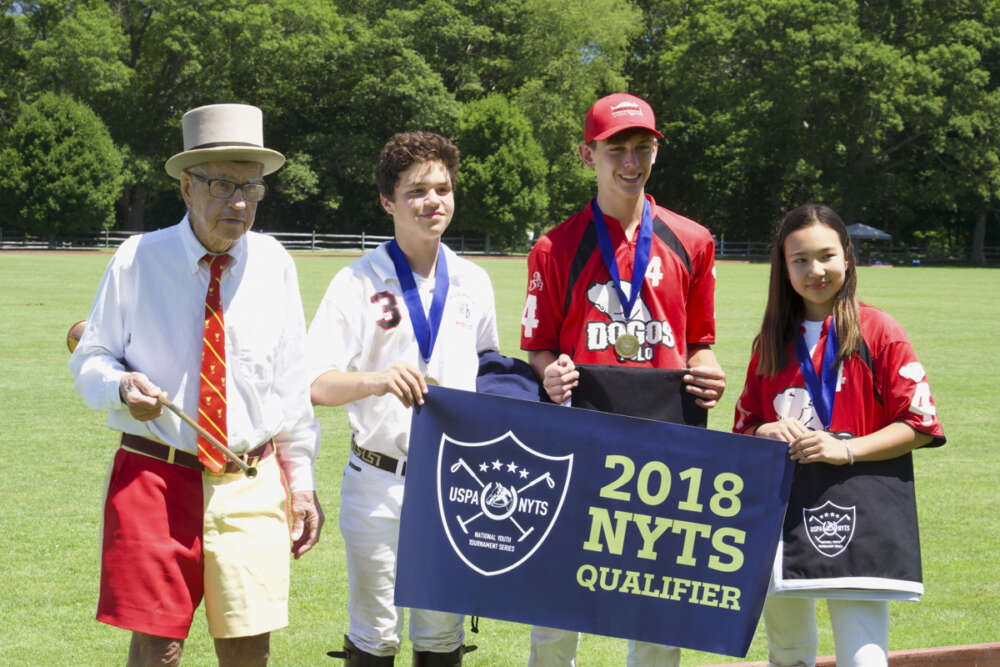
[425,376,439,386]
[614,334,640,358]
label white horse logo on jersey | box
[772,387,823,431]
[584,280,675,361]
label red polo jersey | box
[733,305,945,444]
[521,195,716,369]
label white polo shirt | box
[307,242,499,458]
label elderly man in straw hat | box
[70,103,323,666]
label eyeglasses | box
[187,172,267,202]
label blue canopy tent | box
[847,223,892,264]
[846,223,892,241]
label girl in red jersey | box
[733,204,945,667]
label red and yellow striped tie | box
[197,253,230,472]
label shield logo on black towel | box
[803,500,856,557]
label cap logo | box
[610,101,643,117]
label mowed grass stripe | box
[0,251,995,665]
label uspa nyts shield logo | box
[437,431,572,576]
[803,500,856,557]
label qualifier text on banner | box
[396,387,794,657]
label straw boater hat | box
[164,103,285,178]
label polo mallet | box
[156,393,258,478]
[64,318,256,477]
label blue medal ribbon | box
[387,240,449,364]
[794,320,839,429]
[591,198,653,319]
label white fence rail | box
[0,230,492,254]
[1,229,997,264]
[715,239,771,259]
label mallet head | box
[66,320,87,353]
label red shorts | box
[98,448,292,639]
[97,449,204,639]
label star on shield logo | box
[437,431,573,576]
[803,500,856,557]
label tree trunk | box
[117,183,146,232]
[118,183,147,231]
[970,209,987,266]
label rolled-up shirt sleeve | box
[69,243,132,411]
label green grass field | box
[1,251,997,665]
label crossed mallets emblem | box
[450,457,555,542]
[808,512,851,540]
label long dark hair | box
[754,203,861,377]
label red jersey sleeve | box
[686,232,717,347]
[521,238,564,353]
[867,310,945,442]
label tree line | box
[1,0,997,261]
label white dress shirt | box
[307,242,499,458]
[70,216,319,491]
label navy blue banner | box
[396,387,795,657]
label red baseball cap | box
[584,93,664,144]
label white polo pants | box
[763,597,889,667]
[340,458,465,657]
[528,626,680,666]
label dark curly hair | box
[375,131,460,199]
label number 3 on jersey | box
[371,290,401,330]
[522,294,540,338]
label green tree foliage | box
[861,1,1000,264]
[2,0,997,254]
[21,3,131,100]
[98,0,351,232]
[335,0,641,229]
[513,0,643,226]
[454,93,549,248]
[0,92,123,238]
[0,1,25,126]
[629,0,999,252]
[281,15,461,234]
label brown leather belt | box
[121,433,274,474]
[351,437,406,476]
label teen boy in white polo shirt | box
[308,131,498,666]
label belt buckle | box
[236,440,271,473]
[217,451,245,475]
[231,451,252,474]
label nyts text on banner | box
[396,387,795,657]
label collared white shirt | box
[70,215,319,490]
[307,242,499,458]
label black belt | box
[121,433,274,474]
[351,437,406,476]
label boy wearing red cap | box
[520,93,726,666]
